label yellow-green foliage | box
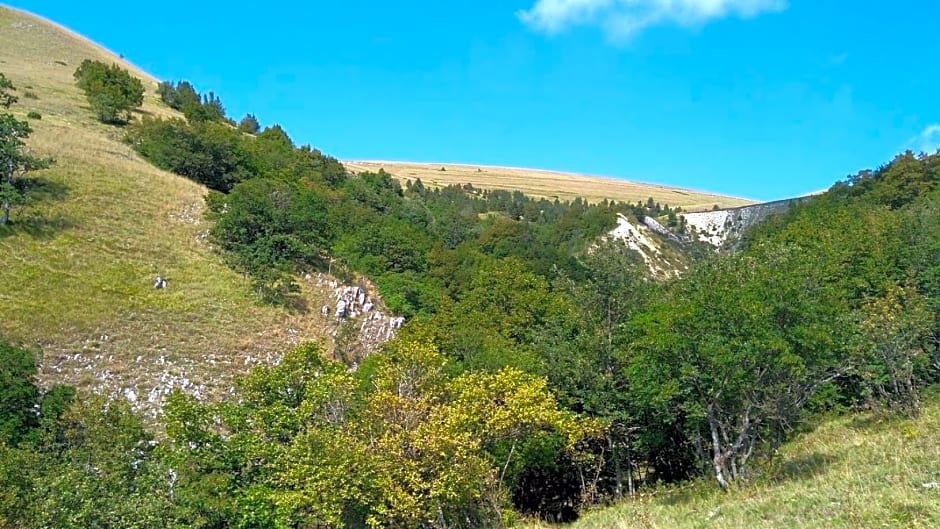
[855,286,933,416]
[165,340,600,529]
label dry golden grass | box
[344,161,756,212]
[0,6,341,409]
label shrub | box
[126,117,252,192]
[26,111,41,120]
[238,113,260,134]
[73,60,144,124]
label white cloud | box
[917,124,940,153]
[517,0,788,40]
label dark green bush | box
[73,60,143,124]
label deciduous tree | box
[238,113,260,134]
[628,245,850,488]
[73,60,144,124]
[0,74,51,226]
[854,285,933,416]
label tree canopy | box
[73,60,144,124]
[0,72,52,225]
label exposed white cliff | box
[605,213,683,278]
[641,215,682,244]
[608,213,661,263]
[604,198,808,278]
[682,209,735,247]
[683,198,806,248]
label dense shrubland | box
[3,70,940,527]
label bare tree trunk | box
[498,442,516,497]
[707,406,730,489]
[728,406,753,482]
[609,434,623,500]
[627,461,635,498]
[3,160,14,225]
[436,501,448,529]
[588,449,605,506]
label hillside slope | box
[528,395,940,529]
[345,161,755,211]
[0,5,348,416]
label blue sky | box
[8,1,940,200]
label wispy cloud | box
[916,124,940,153]
[517,0,788,40]
[828,52,849,66]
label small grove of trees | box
[126,118,347,195]
[238,113,260,134]
[73,60,144,124]
[206,178,333,302]
[0,73,51,226]
[157,80,228,123]
[125,117,253,192]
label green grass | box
[0,5,340,413]
[525,397,940,529]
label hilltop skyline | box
[8,0,940,201]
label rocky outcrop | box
[44,342,285,421]
[641,215,682,244]
[604,197,809,279]
[605,214,685,278]
[309,274,405,362]
[682,198,807,248]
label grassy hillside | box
[526,396,940,529]
[345,161,756,211]
[0,5,340,412]
[0,4,758,411]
